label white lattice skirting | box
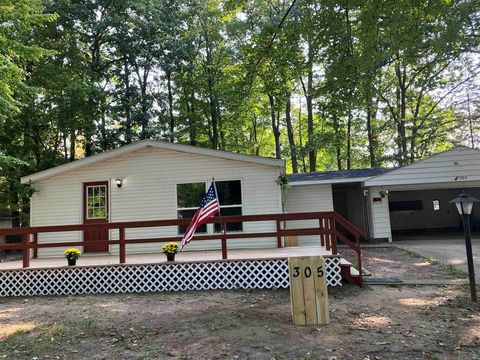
[0,257,342,297]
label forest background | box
[1,0,480,223]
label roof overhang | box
[21,140,285,184]
[290,177,372,186]
[363,178,480,191]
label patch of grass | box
[0,318,99,358]
[402,247,468,278]
[404,249,423,259]
[444,264,468,279]
[425,257,440,265]
[249,339,264,349]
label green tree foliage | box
[0,0,480,220]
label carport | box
[388,186,480,238]
[363,147,480,241]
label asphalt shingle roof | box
[288,168,392,183]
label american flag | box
[180,182,220,251]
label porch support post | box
[22,232,30,268]
[325,218,331,251]
[221,222,227,260]
[319,218,325,247]
[119,226,126,264]
[276,219,282,248]
[331,217,337,255]
[33,233,38,259]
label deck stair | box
[330,213,368,286]
[339,258,362,285]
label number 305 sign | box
[288,256,330,325]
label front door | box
[83,181,109,252]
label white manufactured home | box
[289,146,480,242]
[21,140,284,257]
[19,142,480,258]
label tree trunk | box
[297,98,307,172]
[123,59,133,144]
[467,91,475,148]
[184,87,196,146]
[268,94,281,159]
[100,104,107,151]
[285,95,298,173]
[69,130,76,162]
[333,114,342,170]
[395,63,408,165]
[306,42,316,172]
[140,92,148,140]
[167,71,175,142]
[208,76,218,149]
[63,133,68,160]
[366,105,377,167]
[252,115,259,156]
[346,110,352,170]
[85,132,92,157]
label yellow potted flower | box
[64,248,81,266]
[161,242,179,262]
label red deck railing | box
[0,211,366,282]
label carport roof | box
[289,168,392,185]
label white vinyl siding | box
[284,184,334,246]
[31,147,282,257]
[367,187,392,241]
[365,147,480,187]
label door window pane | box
[86,185,107,219]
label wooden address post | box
[289,256,330,325]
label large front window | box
[176,180,243,234]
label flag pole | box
[212,178,224,234]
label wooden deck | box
[0,245,333,271]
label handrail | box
[0,211,338,235]
[333,212,368,239]
[332,212,366,285]
[0,211,363,284]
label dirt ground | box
[0,248,479,360]
[340,246,469,280]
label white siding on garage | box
[31,147,282,257]
[367,187,392,241]
[365,147,480,187]
[284,184,334,246]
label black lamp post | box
[450,192,479,302]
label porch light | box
[450,192,479,302]
[115,179,123,188]
[450,192,479,215]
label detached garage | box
[364,146,480,241]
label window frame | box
[176,181,208,235]
[175,179,244,234]
[213,179,243,233]
[84,181,109,222]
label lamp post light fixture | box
[450,192,479,302]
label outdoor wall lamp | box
[450,192,479,302]
[115,179,123,188]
